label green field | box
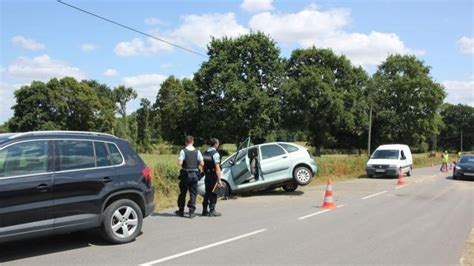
[140,150,462,211]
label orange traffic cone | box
[442,165,447,173]
[321,179,336,209]
[448,163,453,171]
[397,167,407,186]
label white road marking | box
[298,205,345,220]
[396,183,411,189]
[361,191,387,200]
[140,229,267,265]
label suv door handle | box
[102,176,113,183]
[282,156,288,159]
[37,183,49,192]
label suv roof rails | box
[8,131,118,139]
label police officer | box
[202,138,223,217]
[176,136,204,219]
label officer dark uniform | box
[176,136,203,219]
[202,138,222,217]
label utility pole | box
[367,104,372,157]
[460,129,463,152]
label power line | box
[56,0,208,58]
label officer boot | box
[175,209,184,217]
[208,209,221,217]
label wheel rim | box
[296,169,311,183]
[111,206,138,239]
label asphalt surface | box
[1,165,473,265]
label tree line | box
[1,33,472,154]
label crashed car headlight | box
[455,165,462,170]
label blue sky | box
[1,0,473,123]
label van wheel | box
[282,182,298,192]
[293,166,312,186]
[407,167,412,176]
[101,199,143,244]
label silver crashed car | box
[198,139,317,196]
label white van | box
[366,144,413,177]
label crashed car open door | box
[229,137,252,185]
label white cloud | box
[11,35,46,51]
[114,12,247,55]
[458,36,474,54]
[80,43,97,52]
[249,5,423,67]
[114,36,174,56]
[240,0,274,12]
[2,54,86,82]
[172,13,248,48]
[144,17,165,26]
[442,80,474,106]
[122,73,167,101]
[103,68,119,77]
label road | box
[1,166,473,265]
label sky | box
[0,0,473,123]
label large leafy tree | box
[370,55,446,150]
[438,103,474,151]
[81,80,116,132]
[281,47,369,155]
[194,32,285,144]
[9,77,104,132]
[154,76,198,145]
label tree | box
[9,77,104,132]
[81,80,116,132]
[112,85,137,139]
[153,76,198,144]
[194,32,285,144]
[438,103,474,151]
[370,55,446,151]
[113,85,137,118]
[136,98,152,152]
[281,47,369,155]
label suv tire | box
[102,199,143,244]
[293,166,312,186]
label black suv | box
[0,131,155,244]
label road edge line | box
[361,191,388,200]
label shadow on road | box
[0,230,118,263]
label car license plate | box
[464,173,474,176]
[375,169,386,173]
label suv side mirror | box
[401,156,406,160]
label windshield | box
[459,156,474,164]
[371,149,400,160]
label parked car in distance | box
[453,154,474,180]
[0,131,155,244]
[366,144,413,178]
[198,139,317,196]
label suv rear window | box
[107,143,124,165]
[0,140,49,178]
[95,141,111,167]
[57,140,95,171]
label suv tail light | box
[142,167,152,182]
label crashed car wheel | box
[282,182,298,192]
[293,166,312,186]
